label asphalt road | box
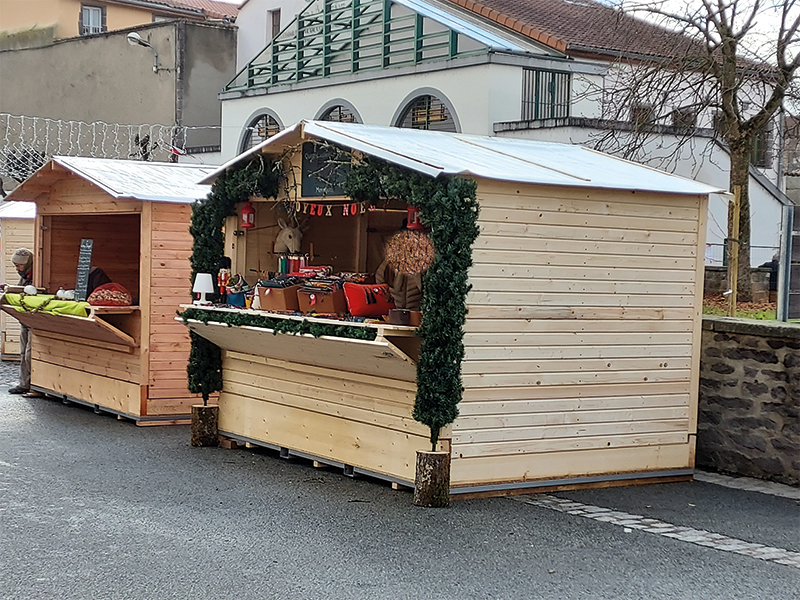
[1,361,798,600]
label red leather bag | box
[343,282,395,317]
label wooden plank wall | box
[1,218,35,357]
[218,350,428,482]
[454,181,706,487]
[37,177,142,299]
[31,331,144,415]
[145,201,198,414]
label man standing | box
[8,248,38,396]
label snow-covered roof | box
[8,157,215,204]
[204,121,724,196]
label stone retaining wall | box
[698,317,800,486]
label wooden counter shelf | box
[1,304,140,350]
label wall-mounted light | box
[126,31,160,73]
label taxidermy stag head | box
[274,217,307,253]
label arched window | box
[320,105,357,123]
[242,114,281,151]
[397,95,456,132]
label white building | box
[223,0,792,265]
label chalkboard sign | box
[74,239,93,302]
[301,142,348,197]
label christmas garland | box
[180,307,377,341]
[345,158,480,448]
[187,155,281,404]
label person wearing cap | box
[8,248,39,396]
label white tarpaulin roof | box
[9,156,215,204]
[205,121,724,196]
[53,156,215,203]
[0,201,35,219]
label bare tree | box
[582,0,800,302]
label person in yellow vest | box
[8,248,41,397]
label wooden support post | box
[728,186,741,318]
[190,404,219,447]
[413,450,451,508]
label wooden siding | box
[0,217,34,357]
[454,182,706,486]
[145,202,197,412]
[31,331,144,416]
[218,350,430,483]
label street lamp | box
[126,31,160,73]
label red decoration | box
[407,205,423,230]
[240,200,255,229]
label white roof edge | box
[198,122,304,185]
[204,121,725,197]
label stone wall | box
[704,266,771,302]
[698,317,800,486]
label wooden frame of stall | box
[185,121,715,495]
[3,159,204,424]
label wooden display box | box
[297,288,347,314]
[257,285,300,312]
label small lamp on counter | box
[192,273,215,305]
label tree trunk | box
[413,450,450,507]
[728,150,753,303]
[191,404,219,447]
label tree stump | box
[413,450,451,507]
[191,404,219,447]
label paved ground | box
[1,360,798,600]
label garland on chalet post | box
[187,156,280,404]
[345,158,480,449]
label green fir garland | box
[180,307,377,341]
[345,158,480,448]
[187,155,281,403]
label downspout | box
[173,21,187,162]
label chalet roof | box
[6,157,214,204]
[445,0,700,60]
[0,201,35,219]
[204,121,723,197]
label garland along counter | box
[2,157,215,424]
[184,120,721,496]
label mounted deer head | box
[274,217,308,253]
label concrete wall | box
[698,316,800,486]
[0,25,178,125]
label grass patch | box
[702,295,777,320]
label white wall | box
[236,0,310,69]
[221,62,526,156]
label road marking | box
[694,471,800,500]
[517,494,800,569]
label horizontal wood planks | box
[218,351,427,481]
[146,202,194,403]
[455,181,704,483]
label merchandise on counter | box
[87,283,133,306]
[338,272,376,284]
[343,282,395,317]
[258,284,301,312]
[297,276,346,314]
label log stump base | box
[191,404,219,447]
[413,450,451,507]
